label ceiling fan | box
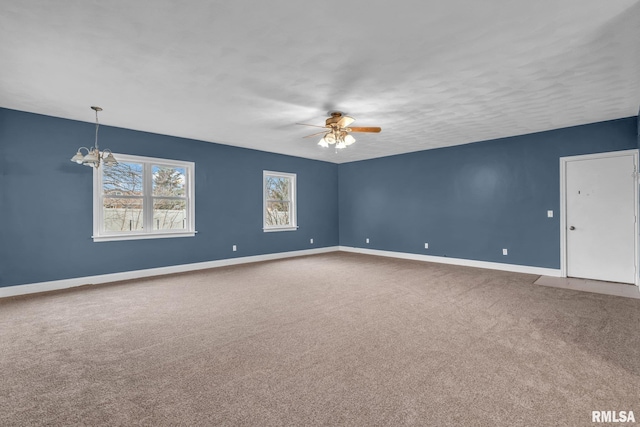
[298,112,381,149]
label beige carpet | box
[1,252,639,426]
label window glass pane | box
[153,199,187,230]
[95,154,195,241]
[265,201,290,226]
[102,162,144,196]
[103,198,144,232]
[153,165,186,197]
[265,176,290,201]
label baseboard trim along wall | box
[1,245,564,299]
[0,247,340,299]
[339,246,563,277]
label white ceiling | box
[1,1,639,163]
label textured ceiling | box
[1,0,639,163]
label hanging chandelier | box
[70,106,117,168]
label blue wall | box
[1,108,637,289]
[338,117,639,269]
[0,108,338,288]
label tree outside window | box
[93,154,195,242]
[263,171,297,231]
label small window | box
[263,171,297,232]
[93,154,195,242]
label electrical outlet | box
[547,210,554,218]
[366,238,370,244]
[502,248,508,255]
[232,245,237,252]
[310,238,314,244]
[424,243,429,249]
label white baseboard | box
[0,246,339,299]
[339,246,562,277]
[534,276,640,299]
[1,245,563,299]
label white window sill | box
[263,226,299,233]
[92,231,197,242]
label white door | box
[565,152,636,284]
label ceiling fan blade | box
[348,127,381,133]
[337,116,355,128]
[296,123,328,129]
[303,131,329,138]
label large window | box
[263,170,297,232]
[93,154,195,242]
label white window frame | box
[263,170,298,232]
[93,153,196,242]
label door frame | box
[559,149,639,286]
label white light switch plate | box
[547,210,553,218]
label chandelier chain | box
[94,108,100,150]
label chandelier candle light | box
[70,106,118,168]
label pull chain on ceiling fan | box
[297,112,381,151]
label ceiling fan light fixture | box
[298,111,381,151]
[324,133,336,144]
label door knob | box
[569,226,575,230]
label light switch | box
[547,210,553,218]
